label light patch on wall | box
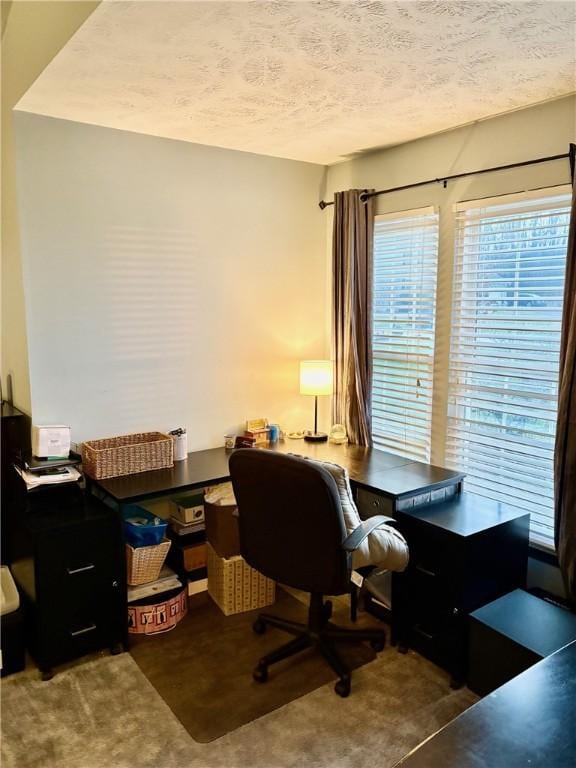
[91,225,198,433]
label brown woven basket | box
[126,540,171,586]
[82,432,174,479]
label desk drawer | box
[37,518,122,601]
[356,488,393,520]
[40,603,118,666]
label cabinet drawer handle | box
[414,564,437,578]
[66,564,95,575]
[414,624,435,641]
[372,499,381,507]
[70,623,97,637]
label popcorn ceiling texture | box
[16,0,576,165]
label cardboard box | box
[204,500,240,558]
[171,492,205,524]
[206,542,275,616]
[182,542,207,572]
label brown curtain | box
[332,189,375,446]
[554,144,576,606]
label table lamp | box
[300,360,333,443]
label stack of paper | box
[14,465,82,490]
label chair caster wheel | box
[370,636,385,652]
[253,664,268,683]
[398,644,409,655]
[41,669,54,682]
[334,677,351,698]
[253,619,266,635]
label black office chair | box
[229,448,390,698]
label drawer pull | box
[414,564,437,578]
[67,564,95,575]
[70,623,97,637]
[372,500,380,507]
[414,624,435,641]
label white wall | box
[14,113,328,449]
[1,0,100,413]
[326,95,576,468]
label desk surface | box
[396,640,576,768]
[94,442,463,504]
[398,491,529,537]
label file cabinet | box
[10,480,126,680]
[392,492,529,686]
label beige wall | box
[1,0,99,412]
[14,113,328,448]
[325,95,576,466]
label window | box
[446,190,572,548]
[370,187,572,549]
[372,207,439,461]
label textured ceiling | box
[16,0,576,165]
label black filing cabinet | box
[392,492,529,686]
[468,589,576,696]
[10,478,126,679]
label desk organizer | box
[82,432,174,479]
[207,542,275,616]
[126,540,171,585]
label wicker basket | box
[82,432,174,479]
[126,540,171,586]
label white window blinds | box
[447,189,572,548]
[372,207,439,461]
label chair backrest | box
[229,449,350,596]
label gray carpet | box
[1,646,477,768]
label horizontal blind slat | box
[447,191,571,549]
[371,211,439,462]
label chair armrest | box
[342,515,397,552]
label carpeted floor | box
[1,640,477,768]
[129,589,376,742]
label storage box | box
[126,540,171,586]
[127,587,188,635]
[172,492,205,524]
[32,425,71,458]
[204,500,240,558]
[206,542,275,616]
[82,431,173,479]
[123,505,168,547]
[169,542,207,574]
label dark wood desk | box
[91,444,528,686]
[93,442,464,508]
[396,640,576,768]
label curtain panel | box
[332,189,375,446]
[555,148,576,606]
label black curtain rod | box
[318,151,571,210]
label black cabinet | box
[468,589,576,696]
[392,492,529,685]
[10,479,127,679]
[1,404,31,561]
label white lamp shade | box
[300,360,333,396]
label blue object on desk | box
[122,505,167,547]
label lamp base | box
[304,432,328,443]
